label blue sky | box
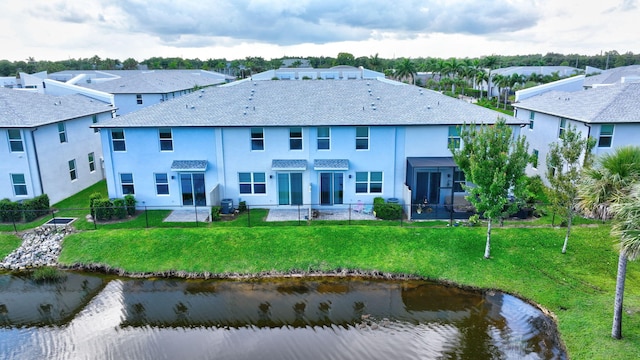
[1,0,638,62]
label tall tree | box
[577,146,640,339]
[609,184,640,339]
[546,124,596,253]
[394,58,417,84]
[450,118,530,258]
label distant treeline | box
[1,50,638,77]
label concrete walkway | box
[164,207,211,222]
[266,208,376,222]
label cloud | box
[59,0,542,47]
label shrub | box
[93,198,114,221]
[113,198,127,219]
[238,201,247,213]
[211,206,221,221]
[0,198,22,223]
[21,198,40,222]
[372,197,402,220]
[525,175,549,204]
[89,192,103,218]
[124,195,137,216]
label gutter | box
[30,129,44,196]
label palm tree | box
[394,58,417,84]
[369,53,381,72]
[610,184,640,339]
[476,70,488,99]
[577,146,640,339]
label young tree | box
[546,124,596,253]
[450,118,530,259]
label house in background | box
[251,66,384,81]
[513,82,640,183]
[0,88,115,204]
[583,64,640,89]
[48,70,232,115]
[94,76,525,218]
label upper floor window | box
[532,149,539,169]
[528,112,535,130]
[155,173,169,195]
[92,114,99,133]
[88,152,95,172]
[11,174,27,196]
[111,129,126,151]
[251,128,264,151]
[355,127,369,150]
[120,173,135,195]
[317,127,330,150]
[558,118,567,138]
[136,94,143,105]
[239,172,266,194]
[8,129,24,152]
[598,124,614,148]
[159,128,173,151]
[355,171,382,193]
[290,127,302,150]
[69,159,77,181]
[448,126,461,149]
[58,122,67,143]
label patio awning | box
[272,159,307,171]
[171,160,208,172]
[313,159,349,171]
[407,157,457,168]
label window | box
[11,174,27,196]
[453,170,466,192]
[448,126,461,149]
[58,122,67,143]
[355,171,382,193]
[155,173,169,195]
[239,172,266,194]
[558,118,567,138]
[159,128,173,151]
[8,129,24,152]
[532,149,539,169]
[356,127,369,150]
[289,127,302,150]
[251,128,264,151]
[598,124,614,148]
[317,127,330,150]
[88,152,95,172]
[92,114,99,133]
[69,159,77,181]
[112,129,126,151]
[120,173,135,195]
[136,94,143,105]
[529,112,535,130]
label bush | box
[373,197,403,220]
[0,198,22,223]
[525,175,549,204]
[89,192,103,218]
[211,206,221,221]
[21,194,50,222]
[238,201,247,213]
[113,198,127,219]
[124,195,136,216]
[94,198,114,221]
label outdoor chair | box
[363,204,373,214]
[353,201,364,213]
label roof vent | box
[191,105,195,109]
[427,105,431,109]
[201,89,205,93]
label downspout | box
[30,129,44,196]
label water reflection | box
[0,272,565,359]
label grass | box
[0,233,21,258]
[58,224,640,359]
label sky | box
[1,0,638,63]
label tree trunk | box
[561,213,572,254]
[612,249,628,339]
[484,218,492,259]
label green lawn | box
[0,233,21,258]
[59,224,640,359]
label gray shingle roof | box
[272,160,308,170]
[513,83,640,123]
[583,65,640,87]
[313,159,349,170]
[0,88,114,128]
[79,71,226,94]
[94,79,524,128]
[170,160,208,171]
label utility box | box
[220,198,234,214]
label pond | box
[0,271,565,359]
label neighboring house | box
[251,66,384,81]
[583,64,640,88]
[513,82,640,183]
[94,77,525,215]
[49,70,231,115]
[483,66,582,97]
[0,88,115,204]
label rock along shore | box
[1,226,75,270]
